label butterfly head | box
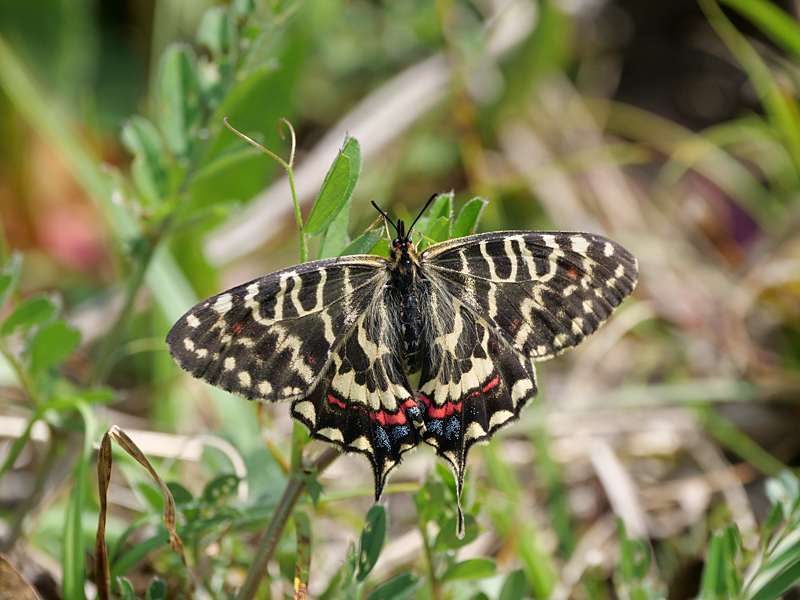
[372,194,437,273]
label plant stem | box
[237,448,339,600]
[419,517,442,600]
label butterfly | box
[167,196,638,536]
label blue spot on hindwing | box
[392,425,410,440]
[375,426,390,450]
[428,419,443,435]
[446,417,460,440]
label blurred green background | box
[2,0,800,599]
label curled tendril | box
[223,117,295,171]
[276,118,296,168]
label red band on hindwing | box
[326,393,412,426]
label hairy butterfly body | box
[167,199,638,536]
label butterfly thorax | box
[388,229,426,374]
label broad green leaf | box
[232,0,256,17]
[29,320,80,375]
[442,558,496,581]
[166,481,193,505]
[427,216,450,245]
[318,196,352,259]
[341,229,383,256]
[427,192,452,229]
[305,152,350,235]
[435,513,478,550]
[1,295,56,336]
[145,578,166,600]
[137,482,165,513]
[158,45,202,160]
[197,7,234,56]
[115,577,136,600]
[0,252,22,313]
[452,197,488,238]
[357,504,387,581]
[364,573,420,600]
[202,474,240,503]
[305,136,362,236]
[417,191,453,238]
[414,478,445,524]
[121,116,169,204]
[499,569,528,600]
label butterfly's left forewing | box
[167,256,389,402]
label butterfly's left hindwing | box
[292,298,421,498]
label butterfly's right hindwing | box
[166,256,389,402]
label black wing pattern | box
[416,231,638,532]
[167,227,638,537]
[167,255,420,496]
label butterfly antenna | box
[372,201,398,246]
[371,201,398,231]
[408,193,438,235]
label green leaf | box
[115,577,137,600]
[231,0,256,17]
[700,525,741,598]
[305,135,362,236]
[121,116,169,204]
[720,0,800,63]
[442,558,496,581]
[166,481,193,505]
[158,45,202,160]
[414,477,445,524]
[357,504,387,582]
[452,197,488,238]
[305,469,323,507]
[145,578,166,600]
[0,252,22,313]
[427,216,450,244]
[766,471,800,518]
[62,401,95,600]
[29,320,80,375]
[618,528,651,584]
[435,513,479,550]
[364,573,420,600]
[498,569,528,600]
[341,229,383,256]
[197,7,234,57]
[202,473,240,503]
[748,560,800,600]
[318,196,352,259]
[1,295,57,336]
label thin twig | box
[236,448,339,600]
